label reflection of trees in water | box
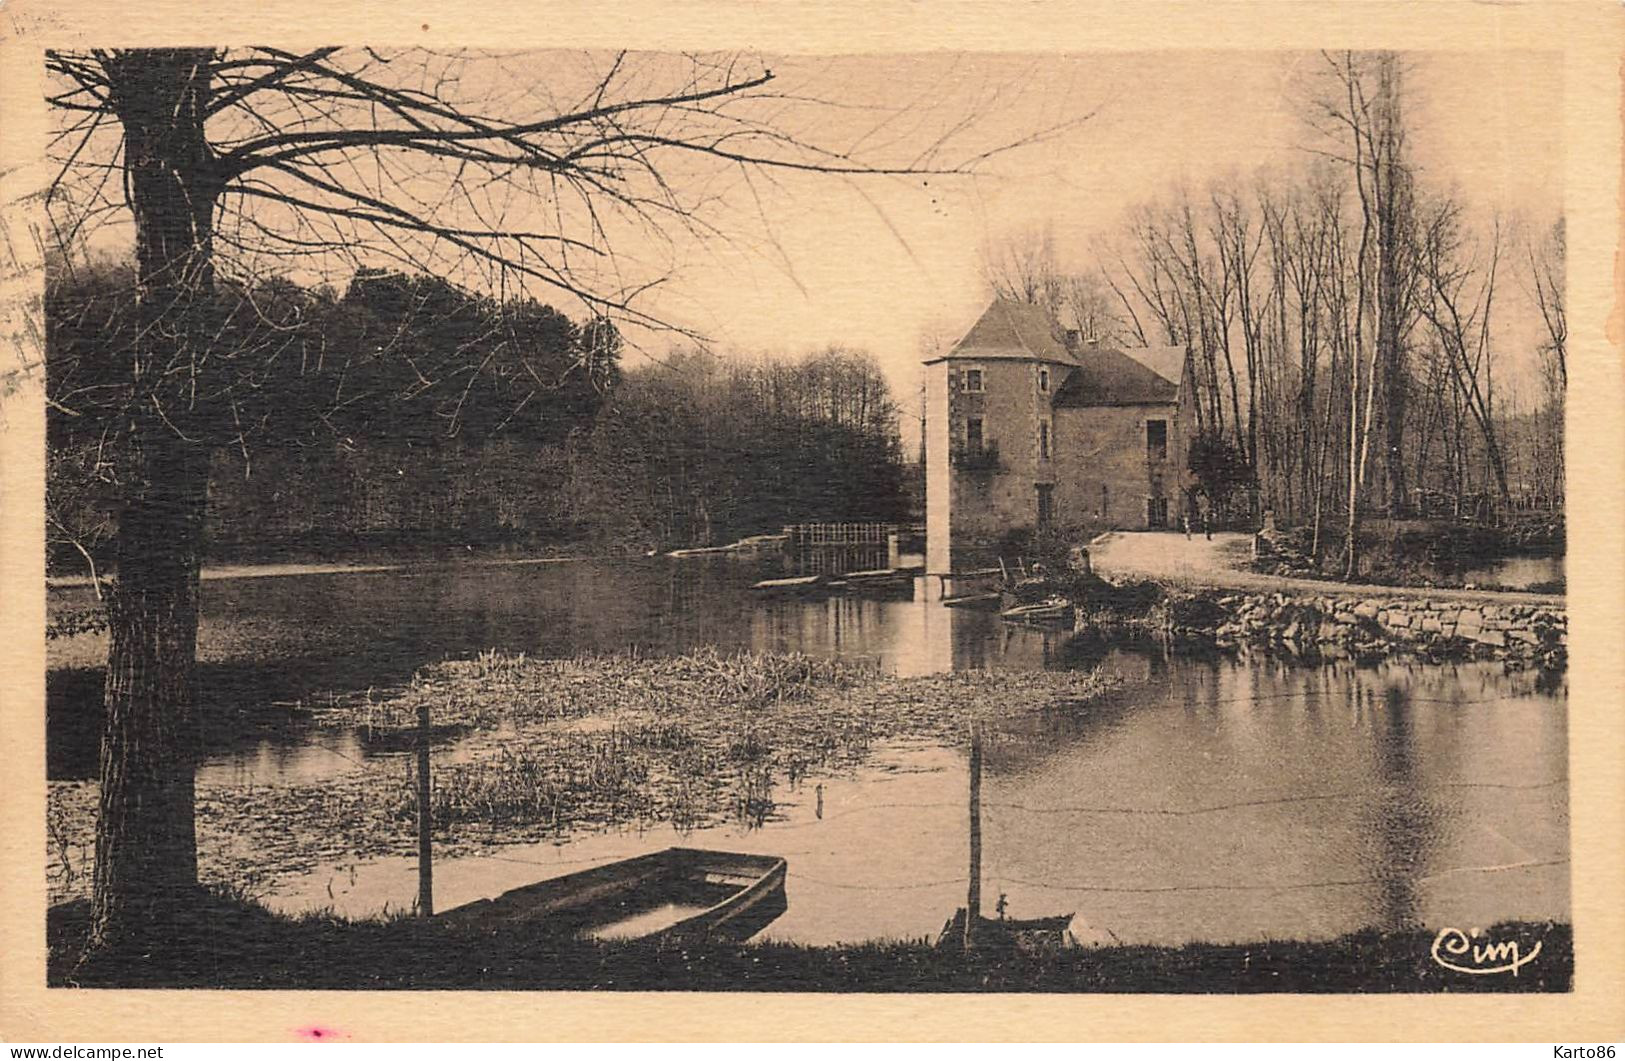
[1366,682,1435,930]
[980,641,1227,776]
[1055,629,1161,673]
[1323,663,1544,933]
[1534,666,1566,698]
[49,660,351,782]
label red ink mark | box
[297,1027,347,1042]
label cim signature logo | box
[1430,926,1542,977]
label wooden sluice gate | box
[752,521,925,590]
[782,522,899,548]
[779,522,922,580]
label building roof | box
[1050,343,1187,408]
[925,298,1079,365]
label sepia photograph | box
[2,0,1622,1042]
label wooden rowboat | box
[666,545,735,557]
[999,597,1076,625]
[751,573,827,592]
[439,848,788,945]
[937,908,1077,952]
[941,591,1002,608]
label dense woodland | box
[47,263,909,572]
[567,347,907,548]
[981,53,1565,571]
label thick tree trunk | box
[86,48,222,959]
[90,430,211,951]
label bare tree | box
[1096,249,1152,347]
[1255,172,1337,523]
[1309,172,1356,559]
[1053,51,1540,556]
[1416,200,1510,501]
[1056,269,1123,343]
[1111,211,1187,347]
[1210,181,1265,480]
[1172,194,1245,456]
[1522,217,1565,503]
[980,227,1127,344]
[981,224,1064,309]
[1524,218,1566,389]
[1115,200,1225,437]
[43,46,1057,961]
[1306,50,1422,576]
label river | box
[46,554,1570,946]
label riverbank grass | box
[46,891,1570,992]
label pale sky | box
[632,50,1561,427]
[64,48,1564,438]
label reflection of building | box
[925,299,1196,573]
[883,590,1059,676]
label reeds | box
[317,647,877,736]
[405,732,655,828]
[366,649,1119,839]
[45,649,1121,907]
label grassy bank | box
[45,891,1570,992]
[48,649,1119,904]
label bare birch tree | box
[1306,50,1421,576]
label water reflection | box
[194,730,370,788]
[261,645,1567,947]
[48,556,1569,946]
[1457,554,1564,591]
[1370,684,1426,929]
[51,557,1075,779]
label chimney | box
[1063,328,1081,353]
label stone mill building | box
[924,298,1196,574]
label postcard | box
[1,0,1621,1044]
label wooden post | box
[416,701,434,917]
[964,720,982,953]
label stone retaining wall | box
[1191,590,1566,667]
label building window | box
[1099,483,1109,520]
[964,368,984,393]
[1038,368,1049,393]
[1038,418,1051,460]
[1147,496,1169,528]
[1146,418,1168,461]
[966,417,984,452]
[1036,484,1054,526]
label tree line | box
[982,52,1565,574]
[47,261,614,576]
[567,347,907,549]
[48,262,908,575]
